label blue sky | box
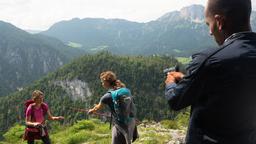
[0,0,255,30]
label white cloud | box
[253,0,256,10]
[0,0,254,30]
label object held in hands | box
[163,65,180,74]
[164,65,184,84]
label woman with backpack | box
[88,71,138,144]
[24,90,64,144]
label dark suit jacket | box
[165,32,256,144]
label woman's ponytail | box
[100,71,126,89]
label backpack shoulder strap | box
[41,103,48,116]
[30,104,35,122]
[110,88,131,101]
[24,99,34,116]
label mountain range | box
[1,4,256,98]
[1,4,256,139]
[41,4,256,56]
[1,4,256,96]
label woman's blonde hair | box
[32,90,44,100]
[100,71,125,89]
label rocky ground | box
[137,121,186,144]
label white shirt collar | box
[224,31,252,43]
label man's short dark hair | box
[208,0,251,26]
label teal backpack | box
[109,87,136,125]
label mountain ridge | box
[0,21,85,96]
[41,4,256,56]
[40,5,216,56]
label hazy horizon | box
[0,0,256,31]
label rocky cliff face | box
[158,4,204,23]
[54,79,92,101]
[180,5,204,23]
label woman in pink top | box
[24,90,64,144]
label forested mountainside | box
[0,52,182,138]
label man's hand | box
[165,74,176,84]
[165,72,184,85]
[170,71,184,81]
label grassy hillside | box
[1,117,188,144]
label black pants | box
[27,136,51,144]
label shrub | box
[160,120,179,129]
[3,124,25,143]
[175,111,190,128]
[72,120,95,132]
[66,131,90,144]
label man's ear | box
[214,14,225,31]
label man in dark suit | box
[165,0,256,143]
